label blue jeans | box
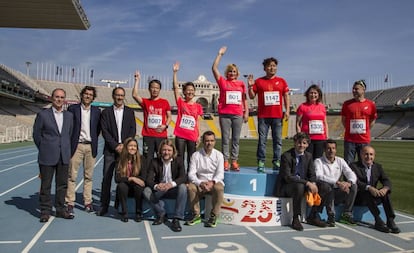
[344,141,368,164]
[143,184,187,219]
[257,118,282,163]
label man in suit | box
[98,87,136,216]
[65,86,101,216]
[274,132,320,231]
[143,139,187,232]
[351,145,400,233]
[33,88,74,222]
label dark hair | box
[293,132,310,144]
[262,57,278,67]
[202,130,215,142]
[80,86,97,99]
[183,82,195,91]
[112,87,125,96]
[353,80,367,90]
[324,139,337,149]
[304,84,323,103]
[149,79,162,89]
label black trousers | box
[100,152,117,209]
[175,136,197,171]
[142,136,166,168]
[39,160,69,214]
[116,182,144,214]
[355,190,396,221]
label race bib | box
[179,114,196,130]
[148,114,162,129]
[309,120,324,134]
[350,119,366,134]
[226,91,242,105]
[264,91,280,106]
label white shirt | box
[79,103,91,142]
[188,148,224,186]
[314,155,357,186]
[113,105,124,143]
[52,107,64,134]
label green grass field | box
[2,139,413,215]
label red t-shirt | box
[341,98,377,143]
[174,97,203,142]
[217,76,246,116]
[296,102,327,140]
[252,76,289,118]
[141,98,171,138]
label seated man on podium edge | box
[274,132,323,231]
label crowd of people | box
[32,47,400,234]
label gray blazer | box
[33,107,73,166]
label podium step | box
[224,167,278,196]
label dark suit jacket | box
[274,148,316,196]
[33,107,73,166]
[67,103,101,158]
[351,161,392,192]
[145,158,186,189]
[101,105,136,155]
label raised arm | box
[132,70,143,105]
[247,74,256,99]
[212,46,227,82]
[172,62,180,103]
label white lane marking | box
[265,226,337,234]
[336,223,405,251]
[144,220,158,253]
[246,226,287,253]
[45,238,140,243]
[0,159,37,173]
[0,152,37,162]
[162,232,247,239]
[0,241,22,244]
[21,216,55,253]
[0,175,38,197]
[0,147,36,156]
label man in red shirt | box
[248,57,290,172]
[341,80,377,164]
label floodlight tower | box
[25,61,32,76]
[100,79,128,88]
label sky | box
[1,0,414,93]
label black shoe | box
[134,214,143,222]
[307,216,327,227]
[387,219,400,234]
[97,207,108,216]
[327,213,336,227]
[171,218,182,232]
[39,213,50,223]
[152,215,165,225]
[291,217,303,231]
[56,211,74,219]
[374,220,390,233]
[120,214,128,222]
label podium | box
[219,167,295,226]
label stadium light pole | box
[25,61,32,76]
[100,79,128,88]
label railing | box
[0,125,32,143]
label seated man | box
[313,139,357,227]
[274,132,320,231]
[143,139,187,232]
[186,131,224,228]
[351,145,400,234]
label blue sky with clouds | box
[1,0,414,93]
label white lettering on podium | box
[78,247,112,253]
[249,178,257,192]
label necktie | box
[296,156,304,179]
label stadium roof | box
[0,0,90,30]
